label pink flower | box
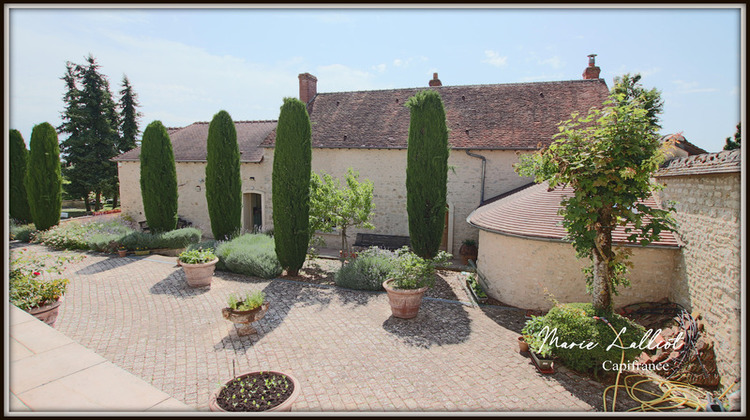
[33,272,41,276]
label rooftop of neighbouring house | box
[467,181,681,248]
[113,120,277,163]
[660,133,708,156]
[260,78,610,150]
[656,149,742,177]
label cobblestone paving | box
[13,244,619,412]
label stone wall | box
[476,230,680,311]
[655,170,742,385]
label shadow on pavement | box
[149,271,211,298]
[381,300,472,349]
[74,254,142,275]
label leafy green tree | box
[405,89,450,259]
[517,75,676,313]
[272,98,312,276]
[58,55,121,211]
[724,122,741,150]
[610,73,664,128]
[309,168,375,259]
[24,123,62,231]
[10,129,33,223]
[140,121,178,232]
[205,110,242,240]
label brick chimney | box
[429,72,442,87]
[582,54,601,80]
[299,73,318,104]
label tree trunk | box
[340,226,348,266]
[592,211,614,314]
[84,196,91,213]
[112,183,119,209]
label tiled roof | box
[467,182,680,248]
[261,79,610,150]
[113,120,277,163]
[655,149,741,177]
[660,133,708,155]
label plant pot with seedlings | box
[209,370,300,412]
[383,247,451,319]
[178,248,219,288]
[118,246,127,257]
[458,239,478,265]
[222,290,269,336]
[465,272,488,305]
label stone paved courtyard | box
[11,243,623,412]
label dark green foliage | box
[58,55,121,211]
[187,240,220,253]
[272,98,312,275]
[10,129,33,223]
[334,247,397,291]
[10,222,37,242]
[610,73,664,129]
[25,123,62,231]
[151,228,202,249]
[140,121,178,232]
[34,220,131,250]
[215,234,283,279]
[119,231,155,250]
[205,110,242,240]
[405,89,450,259]
[724,122,741,150]
[522,303,645,374]
[118,75,142,153]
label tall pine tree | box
[272,98,312,276]
[405,89,450,259]
[25,123,62,231]
[205,110,242,240]
[58,55,121,211]
[10,129,33,223]
[113,75,142,207]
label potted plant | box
[465,272,488,305]
[134,246,150,256]
[458,239,478,265]
[222,290,269,336]
[117,245,128,257]
[178,248,219,287]
[518,336,530,353]
[382,247,451,319]
[209,370,300,412]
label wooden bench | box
[138,217,192,233]
[353,233,410,251]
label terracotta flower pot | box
[118,250,127,257]
[209,371,300,412]
[179,257,219,288]
[518,336,529,353]
[222,302,270,336]
[383,279,428,319]
[29,299,62,327]
[459,244,478,266]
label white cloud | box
[539,56,563,69]
[671,80,718,94]
[316,64,377,92]
[392,56,428,68]
[482,50,508,68]
[372,63,387,73]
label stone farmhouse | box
[115,56,611,254]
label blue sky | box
[6,6,743,152]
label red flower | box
[33,272,41,276]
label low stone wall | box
[655,159,741,386]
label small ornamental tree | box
[516,74,676,313]
[205,110,242,240]
[273,98,312,276]
[309,168,375,259]
[405,89,450,259]
[10,129,33,223]
[24,123,62,231]
[140,121,178,232]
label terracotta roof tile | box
[113,120,277,163]
[660,133,708,155]
[467,182,680,248]
[261,79,610,150]
[656,149,741,177]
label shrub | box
[335,247,397,291]
[187,239,220,252]
[11,222,37,243]
[119,231,156,250]
[9,249,83,311]
[216,234,282,279]
[522,302,646,374]
[205,110,242,240]
[272,97,312,276]
[25,122,62,231]
[389,247,451,289]
[405,90,449,259]
[88,233,123,253]
[140,120,178,232]
[35,222,91,250]
[151,227,202,249]
[10,130,32,223]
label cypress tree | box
[24,123,62,231]
[205,110,242,240]
[272,98,312,276]
[10,129,33,223]
[140,121,178,232]
[405,89,450,259]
